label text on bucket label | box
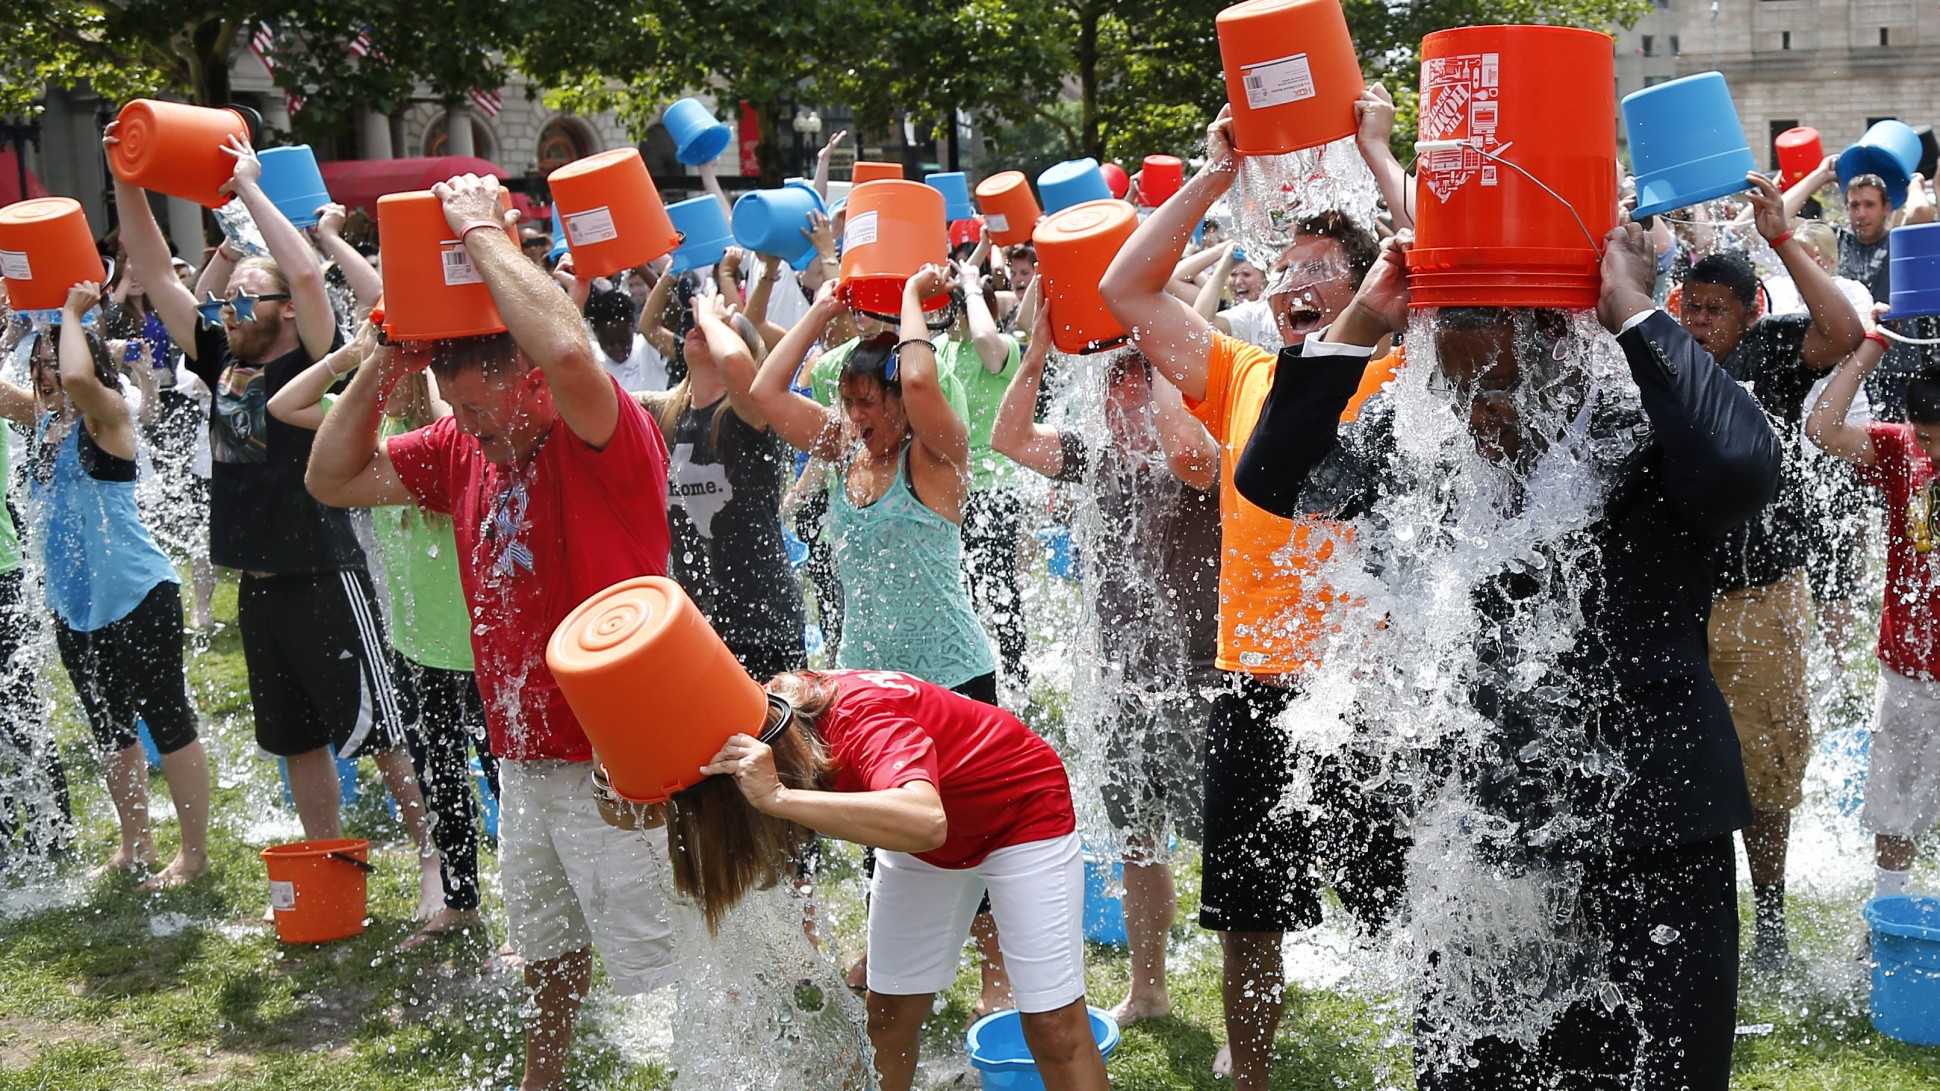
[844,211,880,251]
[985,213,1010,235]
[565,206,619,247]
[1241,53,1317,111]
[0,250,31,280]
[440,242,483,286]
[269,879,296,910]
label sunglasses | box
[196,288,291,329]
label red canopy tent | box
[0,147,51,207]
[316,155,545,221]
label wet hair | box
[426,331,528,384]
[1847,174,1890,203]
[839,332,903,399]
[232,255,290,295]
[584,287,633,327]
[1435,306,1572,373]
[1296,210,1380,284]
[31,324,121,391]
[1686,251,1760,310]
[1908,367,1940,426]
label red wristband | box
[1769,229,1794,249]
[457,220,504,243]
[1864,330,1891,350]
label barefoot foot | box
[400,906,485,952]
[1214,1043,1233,1079]
[140,853,212,892]
[90,845,154,882]
[415,861,446,922]
[1108,991,1172,1026]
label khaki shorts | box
[1707,570,1813,812]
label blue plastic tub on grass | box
[1083,852,1129,947]
[1866,894,1940,1045]
[966,1006,1120,1090]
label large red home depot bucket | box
[1215,0,1365,156]
[108,100,251,209]
[0,199,107,311]
[1033,199,1139,355]
[839,180,949,317]
[547,148,681,279]
[376,190,515,341]
[1407,26,1618,309]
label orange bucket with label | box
[1407,26,1617,309]
[1034,199,1139,354]
[261,838,375,944]
[548,576,769,804]
[974,172,1042,247]
[108,99,251,209]
[1775,127,1824,188]
[376,190,515,341]
[1216,0,1365,155]
[839,180,950,317]
[851,161,905,184]
[546,148,680,279]
[0,199,107,311]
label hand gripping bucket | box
[1099,162,1131,200]
[1033,199,1139,354]
[966,1007,1120,1090]
[851,161,905,184]
[548,148,681,279]
[974,172,1042,247]
[1408,26,1618,309]
[1881,223,1940,322]
[664,98,733,167]
[547,576,770,804]
[1037,159,1113,215]
[924,172,977,222]
[108,99,252,209]
[1840,120,1924,208]
[838,180,950,317]
[257,145,332,229]
[1215,0,1364,156]
[1139,155,1186,207]
[1775,126,1824,188]
[667,195,734,274]
[1622,72,1756,219]
[376,190,515,341]
[0,199,107,311]
[261,838,376,944]
[1865,894,1940,1045]
[732,181,827,269]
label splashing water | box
[1225,135,1383,274]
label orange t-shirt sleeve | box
[1185,334,1246,444]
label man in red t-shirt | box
[308,174,675,1091]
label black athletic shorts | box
[1200,673,1323,934]
[239,569,404,759]
[53,581,198,756]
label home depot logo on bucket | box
[1419,52,1503,203]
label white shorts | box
[499,759,679,994]
[866,832,1084,1014]
[1862,665,1940,839]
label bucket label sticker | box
[565,206,619,247]
[440,241,482,286]
[844,211,879,251]
[986,213,1010,235]
[1240,53,1317,111]
[1420,51,1503,203]
[269,879,296,910]
[0,250,30,280]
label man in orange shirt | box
[1100,100,1399,1090]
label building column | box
[445,102,475,158]
[361,111,394,160]
[166,195,208,264]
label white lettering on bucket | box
[845,211,880,251]
[1240,53,1317,112]
[0,250,30,280]
[986,213,1010,235]
[439,241,482,286]
[565,206,619,247]
[1420,52,1504,203]
[269,879,296,910]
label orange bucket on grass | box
[261,838,375,944]
[546,148,680,279]
[1407,26,1618,309]
[108,99,251,209]
[974,171,1042,247]
[839,180,950,317]
[1034,199,1139,354]
[1215,0,1365,156]
[1776,126,1824,188]
[376,189,515,341]
[548,576,769,804]
[851,161,905,184]
[0,199,107,311]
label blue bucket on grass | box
[257,145,331,228]
[732,181,825,269]
[1083,851,1128,947]
[665,98,734,167]
[966,1006,1120,1090]
[1839,120,1923,208]
[925,172,976,221]
[1865,895,1940,1045]
[1038,159,1112,215]
[1882,223,1940,321]
[1816,726,1871,817]
[1622,73,1756,219]
[277,754,361,809]
[667,195,733,274]
[470,756,499,841]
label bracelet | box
[1864,330,1891,351]
[327,356,356,378]
[217,243,243,262]
[590,764,621,807]
[457,220,503,243]
[894,337,934,354]
[1768,229,1794,249]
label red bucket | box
[1776,127,1824,188]
[1407,26,1617,309]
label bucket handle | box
[1879,325,1940,346]
[325,851,377,873]
[1415,140,1605,258]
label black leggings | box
[962,489,1028,686]
[393,655,498,913]
[0,568,70,854]
[53,581,197,756]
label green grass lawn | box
[3,571,1940,1089]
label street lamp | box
[792,109,822,177]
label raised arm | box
[811,129,848,202]
[1151,367,1219,491]
[221,136,336,361]
[896,266,970,471]
[1355,83,1414,231]
[637,269,678,357]
[271,323,374,430]
[695,292,770,430]
[306,336,421,509]
[1746,173,1862,368]
[954,260,1011,372]
[697,159,734,226]
[989,307,1065,479]
[749,284,847,459]
[1807,308,1887,467]
[57,283,136,459]
[103,125,201,355]
[1781,155,1840,222]
[433,174,619,448]
[1200,244,1238,322]
[703,732,946,854]
[312,204,381,317]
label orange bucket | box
[0,199,107,311]
[1216,0,1365,155]
[839,180,950,317]
[851,161,905,184]
[1033,199,1139,354]
[548,576,769,804]
[1775,127,1824,188]
[376,190,515,341]
[974,172,1042,247]
[546,148,680,279]
[1407,26,1617,309]
[108,99,250,209]
[261,838,375,944]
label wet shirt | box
[1855,423,1940,680]
[933,334,1022,491]
[188,324,362,573]
[816,669,1075,868]
[1710,313,1816,592]
[387,382,671,761]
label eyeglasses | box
[521,236,552,251]
[1267,254,1353,298]
[196,288,291,329]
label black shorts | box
[53,581,198,756]
[239,569,403,759]
[1200,674,1322,934]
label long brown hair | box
[641,312,766,453]
[665,674,840,934]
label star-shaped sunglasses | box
[196,288,292,329]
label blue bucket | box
[1038,159,1112,215]
[470,756,499,841]
[547,206,569,265]
[277,754,361,810]
[1839,120,1923,208]
[665,98,734,167]
[1866,895,1940,1045]
[257,145,331,228]
[925,172,976,221]
[1882,223,1940,321]
[1036,525,1081,580]
[1816,726,1871,817]
[783,528,810,567]
[803,621,825,658]
[1621,73,1756,219]
[667,195,733,274]
[1083,852,1129,947]
[732,181,826,269]
[966,1007,1121,1090]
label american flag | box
[349,29,377,58]
[248,21,277,73]
[469,86,503,117]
